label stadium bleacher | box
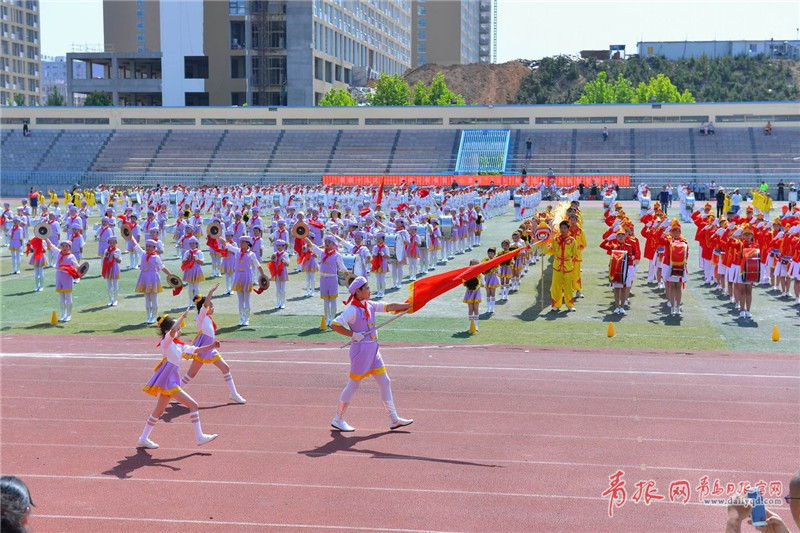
[1,127,798,189]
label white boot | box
[65,303,72,322]
[242,308,250,326]
[331,402,355,432]
[384,401,413,430]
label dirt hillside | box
[403,61,531,105]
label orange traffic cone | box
[51,311,58,325]
[772,325,780,342]
[607,322,615,337]
[320,315,328,330]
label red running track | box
[1,334,798,532]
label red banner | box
[323,175,630,187]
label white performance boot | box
[384,401,413,430]
[331,402,355,432]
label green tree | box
[318,87,357,106]
[47,86,65,106]
[411,80,430,105]
[610,73,636,103]
[12,93,25,106]
[428,72,465,105]
[84,91,112,106]
[368,73,410,106]
[576,71,613,103]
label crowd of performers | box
[602,189,800,319]
[2,183,516,326]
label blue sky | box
[41,0,800,63]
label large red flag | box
[405,246,528,313]
[374,178,384,208]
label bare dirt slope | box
[403,61,531,105]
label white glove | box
[732,229,742,238]
[606,233,616,241]
[715,228,725,236]
[661,219,671,229]
[351,331,365,342]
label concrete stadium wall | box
[1,101,797,131]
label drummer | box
[390,220,410,289]
[371,232,390,298]
[406,225,422,280]
[306,234,346,327]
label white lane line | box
[4,419,799,449]
[17,472,796,500]
[31,514,455,533]
[2,398,798,425]
[2,378,798,407]
[1,352,796,379]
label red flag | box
[418,189,430,198]
[405,246,528,313]
[374,178,384,208]
[307,219,324,229]
[172,285,184,296]
[207,237,228,257]
[60,264,82,279]
[359,207,371,217]
[396,202,409,212]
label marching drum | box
[169,192,177,204]
[131,192,142,204]
[385,234,398,259]
[338,254,356,286]
[273,193,281,207]
[685,195,695,208]
[244,195,253,206]
[433,193,444,206]
[603,195,613,208]
[440,216,453,239]
[741,249,760,283]
[640,196,651,209]
[415,225,429,248]
[609,250,629,285]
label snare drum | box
[603,195,613,208]
[244,195,253,206]
[273,193,281,207]
[440,216,453,239]
[385,234,398,259]
[685,195,695,208]
[640,196,651,209]
[338,254,356,286]
[415,225,429,248]
[169,192,177,205]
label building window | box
[417,5,425,15]
[230,56,245,78]
[418,16,425,28]
[417,42,425,53]
[184,56,209,79]
[137,21,144,31]
[417,30,425,41]
[185,92,209,106]
[418,55,425,65]
[228,0,246,15]
[136,8,144,18]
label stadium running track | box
[1,334,798,532]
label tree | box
[428,72,465,105]
[318,87,357,106]
[368,73,410,106]
[577,71,694,103]
[411,80,430,106]
[84,91,112,106]
[576,71,613,103]
[47,86,65,106]
[12,93,25,106]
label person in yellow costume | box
[63,189,72,205]
[85,189,96,214]
[545,220,579,311]
[568,212,587,298]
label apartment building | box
[91,0,412,107]
[0,0,41,106]
[411,0,490,67]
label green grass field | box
[1,202,797,352]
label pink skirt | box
[143,360,181,397]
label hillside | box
[403,61,530,105]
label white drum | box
[415,225,429,248]
[169,192,177,204]
[440,216,453,239]
[433,193,444,206]
[273,193,281,207]
[131,192,142,204]
[640,196,651,209]
[685,195,695,208]
[385,234,398,259]
[244,195,253,205]
[339,254,356,286]
[603,195,613,208]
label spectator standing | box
[715,187,725,218]
[764,121,772,135]
[578,181,585,200]
[525,136,532,160]
[730,189,743,214]
[22,120,29,137]
[590,181,598,199]
[28,187,39,218]
[658,186,670,215]
[777,179,785,201]
[759,180,769,197]
[709,180,716,200]
[602,127,609,142]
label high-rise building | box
[411,0,489,67]
[96,0,412,107]
[0,0,41,106]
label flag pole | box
[340,311,408,348]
